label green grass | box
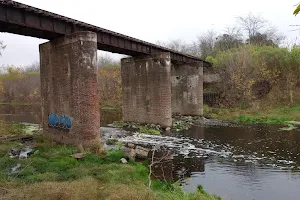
[0,139,132,184]
[0,138,220,200]
[0,121,40,138]
[172,116,198,131]
[113,121,161,135]
[112,120,125,127]
[204,104,300,125]
[137,125,161,135]
[0,121,26,138]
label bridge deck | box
[0,0,210,66]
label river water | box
[1,105,299,200]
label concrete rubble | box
[9,146,34,159]
[120,158,128,164]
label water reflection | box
[0,105,42,124]
[120,122,300,200]
[152,155,205,182]
[180,124,300,200]
[0,105,122,127]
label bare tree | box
[223,26,243,38]
[236,13,267,39]
[264,25,286,46]
[97,53,120,68]
[24,61,40,73]
[215,26,243,51]
[196,30,218,59]
[236,13,285,45]
[0,41,6,56]
[156,39,199,56]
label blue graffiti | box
[48,113,72,131]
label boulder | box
[293,122,300,127]
[71,153,86,160]
[128,143,135,149]
[123,147,136,160]
[135,146,150,159]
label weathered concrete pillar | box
[39,31,100,146]
[171,62,203,116]
[121,52,172,127]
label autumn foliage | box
[98,66,122,106]
[207,45,300,108]
[0,66,40,103]
[0,65,122,107]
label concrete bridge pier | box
[39,31,100,146]
[171,62,203,116]
[121,52,172,127]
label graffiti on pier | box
[48,113,72,131]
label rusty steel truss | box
[0,0,210,66]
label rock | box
[9,146,35,159]
[135,146,150,159]
[106,138,118,145]
[9,163,21,174]
[120,158,128,164]
[19,147,34,159]
[123,147,136,159]
[293,122,300,127]
[71,153,86,160]
[128,143,135,149]
[165,127,171,131]
[10,147,21,156]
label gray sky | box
[0,0,300,66]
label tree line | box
[0,57,121,106]
[156,13,285,60]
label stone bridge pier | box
[171,62,203,116]
[121,52,203,128]
[121,52,172,127]
[40,31,100,146]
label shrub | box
[212,46,300,107]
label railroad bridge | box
[0,0,211,145]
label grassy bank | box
[0,124,220,200]
[113,121,161,135]
[204,104,300,125]
[0,121,40,139]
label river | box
[1,105,299,200]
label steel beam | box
[0,0,211,66]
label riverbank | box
[3,100,300,127]
[0,102,121,111]
[0,102,33,106]
[204,104,300,125]
[0,123,220,200]
[0,121,40,140]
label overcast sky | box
[0,0,300,66]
